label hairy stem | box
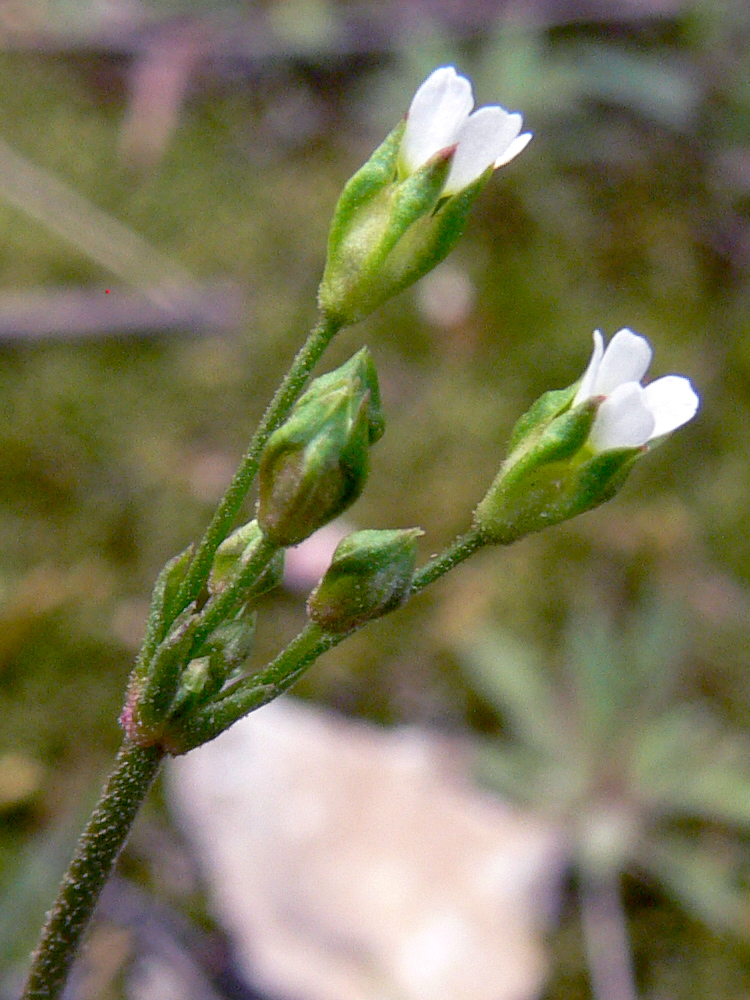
[171,313,342,616]
[21,740,164,1000]
[410,527,485,595]
[172,527,487,751]
[192,535,280,647]
[23,526,489,994]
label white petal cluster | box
[574,328,700,451]
[400,66,532,195]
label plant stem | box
[23,526,489,991]
[579,868,638,1000]
[169,622,338,752]
[410,527,485,595]
[172,312,342,615]
[192,535,280,647]
[21,740,164,1000]
[172,527,487,752]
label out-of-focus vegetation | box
[460,607,750,997]
[1,0,750,995]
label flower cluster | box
[25,62,706,1000]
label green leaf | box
[456,628,569,759]
[639,830,750,937]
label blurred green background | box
[2,0,750,996]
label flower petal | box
[642,375,700,437]
[493,131,533,168]
[444,107,523,193]
[588,382,656,451]
[573,330,605,406]
[594,328,652,395]
[401,67,474,173]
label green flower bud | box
[258,349,384,547]
[167,656,218,720]
[209,519,285,597]
[307,527,423,632]
[475,443,640,546]
[170,610,257,718]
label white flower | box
[400,66,532,195]
[574,328,700,451]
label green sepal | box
[569,447,642,513]
[325,120,405,264]
[257,349,384,547]
[474,394,645,544]
[209,520,285,597]
[293,347,384,445]
[127,603,201,740]
[510,399,597,474]
[363,167,490,311]
[307,527,423,632]
[318,145,454,325]
[506,384,578,456]
[372,150,455,264]
[133,544,193,681]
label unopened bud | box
[307,527,423,632]
[209,519,284,597]
[258,349,384,547]
[171,609,258,718]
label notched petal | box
[588,382,655,450]
[402,66,473,173]
[445,106,523,192]
[643,375,700,437]
[494,131,533,168]
[595,328,653,395]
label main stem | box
[21,316,342,1000]
[22,522,487,996]
[172,312,342,614]
[579,868,638,1000]
[22,315,342,1000]
[21,739,164,1000]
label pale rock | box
[168,698,564,1000]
